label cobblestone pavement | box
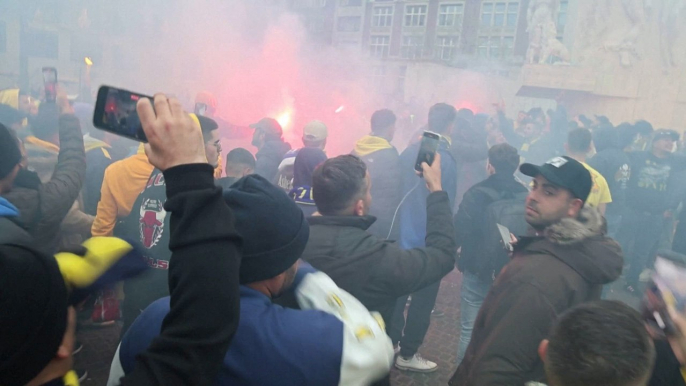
[74,322,121,385]
[390,270,462,386]
[75,269,635,386]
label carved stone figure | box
[603,0,647,67]
[659,0,686,68]
[526,0,568,64]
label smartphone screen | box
[93,86,150,142]
[42,67,57,103]
[415,131,440,172]
[195,103,208,116]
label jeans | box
[388,281,441,358]
[616,208,665,288]
[456,271,492,364]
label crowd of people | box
[2,83,686,386]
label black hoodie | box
[450,206,623,386]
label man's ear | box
[538,339,549,363]
[568,198,584,217]
[354,199,365,216]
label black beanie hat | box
[0,244,68,386]
[223,174,310,284]
[0,124,22,179]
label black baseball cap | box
[520,156,592,202]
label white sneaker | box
[395,354,438,373]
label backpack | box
[0,217,33,246]
[474,187,529,282]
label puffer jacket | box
[449,206,623,386]
[2,114,85,254]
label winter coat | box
[454,172,529,277]
[450,124,489,209]
[82,134,113,215]
[398,137,458,249]
[2,114,85,254]
[449,206,623,386]
[300,191,456,326]
[352,136,401,239]
[255,139,291,182]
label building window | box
[477,35,515,59]
[337,16,361,32]
[438,3,465,27]
[481,2,519,28]
[340,0,362,6]
[404,5,428,27]
[436,36,458,61]
[401,35,425,59]
[372,6,394,28]
[369,35,390,58]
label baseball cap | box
[653,129,679,142]
[303,120,328,142]
[520,156,592,202]
[250,117,283,137]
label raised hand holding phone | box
[137,94,207,171]
[421,152,442,193]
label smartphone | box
[194,103,208,116]
[93,86,150,142]
[642,281,677,338]
[42,67,58,103]
[641,254,686,337]
[414,131,440,172]
[497,224,513,252]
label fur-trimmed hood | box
[515,206,623,285]
[544,205,605,245]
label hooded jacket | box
[91,146,154,237]
[398,137,458,249]
[449,206,623,386]
[23,132,97,249]
[255,139,292,182]
[2,114,86,254]
[352,135,401,239]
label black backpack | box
[474,187,529,282]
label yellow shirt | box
[581,162,612,207]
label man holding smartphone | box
[390,103,459,372]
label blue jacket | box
[0,197,19,218]
[118,287,346,385]
[398,138,458,249]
